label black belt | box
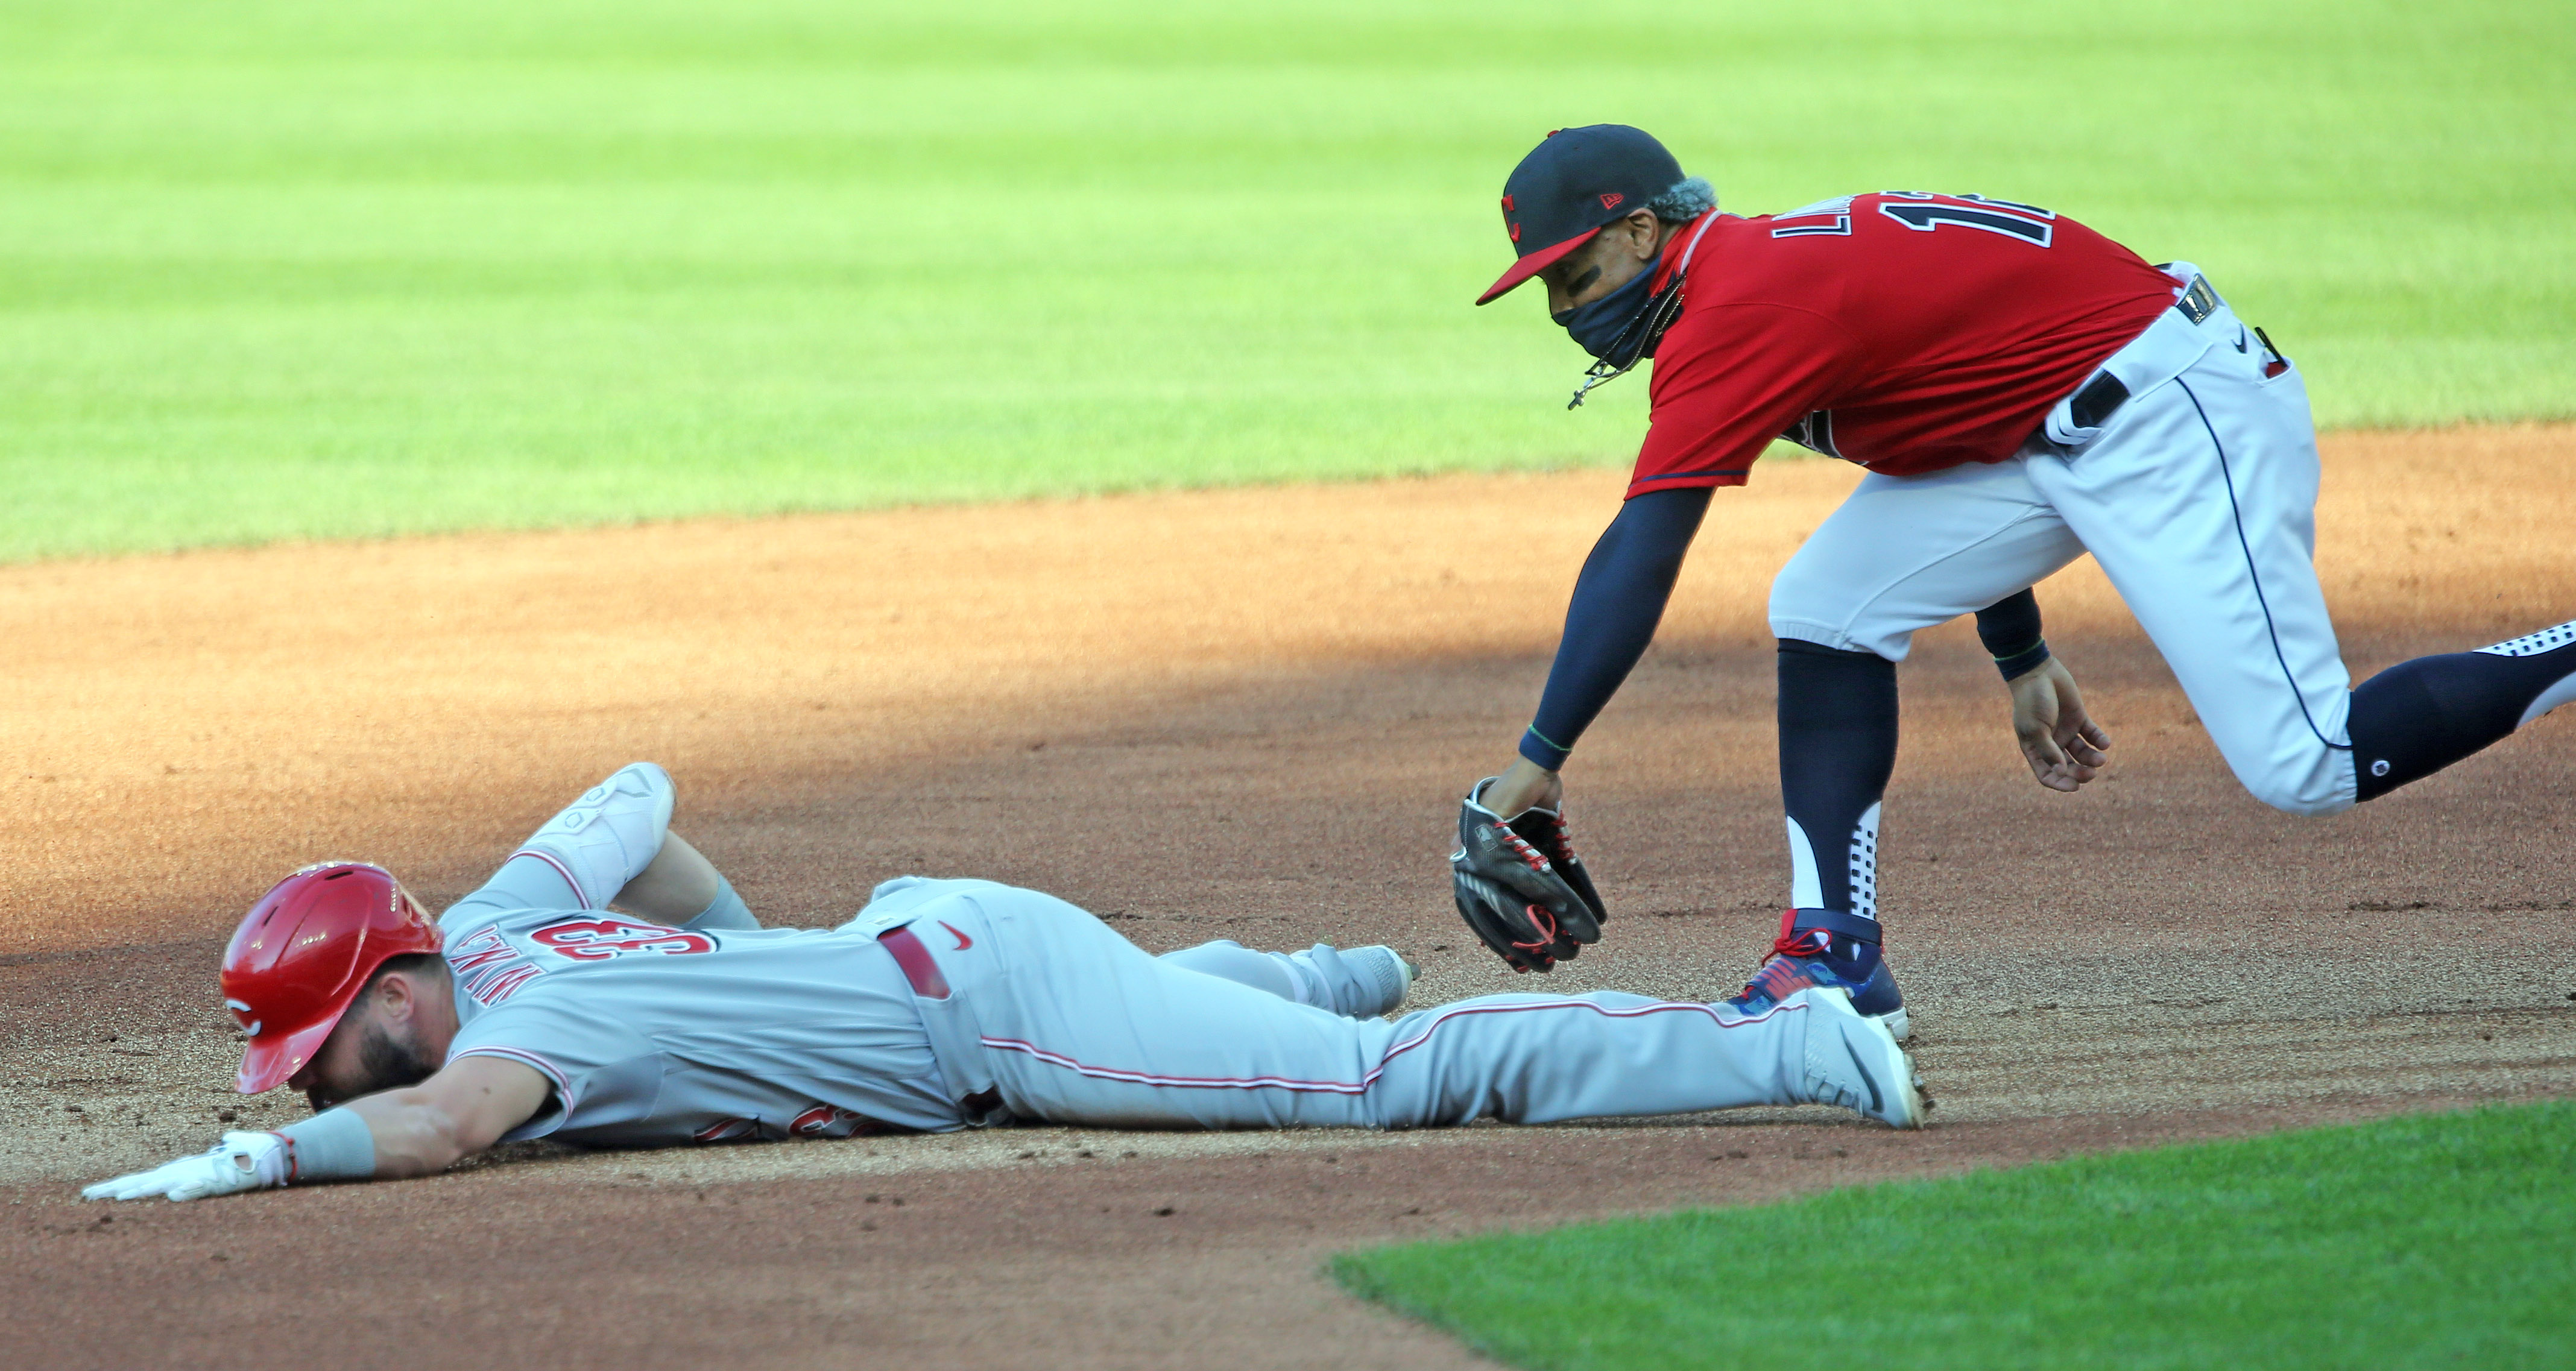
[2064,274,2237,429]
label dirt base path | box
[5,427,2574,1367]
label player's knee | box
[2233,748,2355,818]
[1768,581,1913,661]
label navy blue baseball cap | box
[1476,125,1687,305]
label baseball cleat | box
[511,761,677,909]
[1792,986,1926,1129]
[1726,908,1909,1040]
[1342,945,1419,1018]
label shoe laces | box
[1511,903,1560,957]
[1540,811,1581,865]
[1738,953,1821,1004]
[1772,927,1833,959]
[1492,825,1551,875]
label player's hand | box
[1476,758,1564,820]
[2007,657,2111,792]
[81,1132,289,1203]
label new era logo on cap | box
[1477,125,1685,306]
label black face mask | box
[1551,251,1667,361]
[1552,248,1690,409]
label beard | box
[305,1020,440,1112]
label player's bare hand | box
[1477,757,1564,820]
[2007,657,2112,792]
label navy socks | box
[2348,621,2576,801]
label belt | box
[877,924,1006,1121]
[2062,274,2227,429]
[879,924,950,997]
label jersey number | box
[531,916,716,961]
[1875,192,2056,245]
[1770,192,2056,245]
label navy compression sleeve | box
[1519,487,1714,770]
[1973,587,2050,679]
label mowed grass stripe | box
[3,0,2572,561]
[1333,1101,2576,1370]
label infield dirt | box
[5,427,2572,1367]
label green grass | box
[4,0,2572,561]
[1332,1101,2576,1370]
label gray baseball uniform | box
[435,855,1834,1144]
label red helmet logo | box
[221,862,444,1094]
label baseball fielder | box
[84,763,1921,1202]
[1444,125,2575,1039]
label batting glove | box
[81,1130,291,1203]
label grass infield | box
[3,1,2571,560]
[1331,1101,2576,1370]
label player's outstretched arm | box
[81,1056,549,1202]
[341,1055,552,1179]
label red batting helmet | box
[221,862,444,1094]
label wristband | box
[683,874,759,931]
[1518,725,1573,772]
[1994,639,2051,681]
[275,1106,378,1182]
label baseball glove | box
[1450,778,1608,972]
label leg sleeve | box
[1778,641,1897,921]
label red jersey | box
[1627,193,2178,497]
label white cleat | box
[1343,945,1419,1018]
[511,762,677,909]
[1793,986,1928,1129]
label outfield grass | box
[4,1,2571,561]
[1332,1101,2576,1370]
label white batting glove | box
[81,1131,291,1203]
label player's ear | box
[1620,210,1661,257]
[374,968,418,1024]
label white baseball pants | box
[868,878,1822,1130]
[1768,279,2357,815]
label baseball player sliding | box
[1444,125,2576,1039]
[85,763,1921,1202]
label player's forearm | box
[614,830,721,920]
[1974,588,2050,679]
[1520,487,1714,769]
[344,1089,484,1177]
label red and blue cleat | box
[1726,907,1909,1041]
